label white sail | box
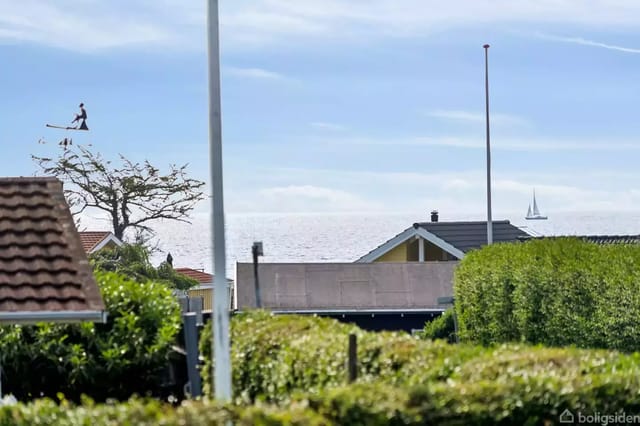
[526,189,547,220]
[532,192,540,216]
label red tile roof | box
[0,177,105,323]
[175,268,213,284]
[78,231,112,253]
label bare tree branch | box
[32,146,206,240]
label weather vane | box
[46,103,89,131]
[44,102,90,150]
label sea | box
[80,210,640,279]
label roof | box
[175,268,213,284]
[356,220,531,262]
[0,177,106,323]
[236,262,456,311]
[520,235,640,245]
[415,220,531,253]
[78,231,122,253]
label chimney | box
[430,210,439,222]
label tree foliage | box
[0,271,182,401]
[32,145,205,239]
[90,243,198,290]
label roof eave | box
[0,310,108,324]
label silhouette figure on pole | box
[46,102,89,131]
[71,103,88,130]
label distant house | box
[78,231,123,254]
[235,262,453,332]
[0,177,106,324]
[175,267,233,312]
[356,211,531,263]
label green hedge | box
[455,237,640,350]
[199,311,484,401]
[0,271,181,401]
[420,308,456,343]
[6,311,640,425]
[196,311,640,424]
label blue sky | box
[3,0,640,217]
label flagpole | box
[207,0,231,400]
[484,44,493,245]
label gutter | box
[0,310,108,324]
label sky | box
[3,0,640,218]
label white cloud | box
[251,185,381,213]
[310,121,346,131]
[255,167,640,214]
[318,135,640,152]
[426,109,529,127]
[225,66,287,80]
[537,33,640,54]
[5,1,640,51]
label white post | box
[207,0,231,400]
[484,44,493,245]
[418,237,425,262]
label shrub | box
[455,238,640,351]
[0,271,181,401]
[90,243,197,290]
[420,308,456,343]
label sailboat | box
[525,190,548,220]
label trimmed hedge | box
[0,271,181,401]
[6,311,640,425]
[455,237,640,350]
[199,311,484,401]
[420,308,456,343]
[196,311,640,424]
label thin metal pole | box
[207,0,231,400]
[252,246,262,308]
[484,44,493,245]
[347,334,357,383]
[183,313,203,398]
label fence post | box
[183,312,202,398]
[348,333,357,383]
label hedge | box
[420,308,456,343]
[0,271,182,401]
[195,311,640,424]
[454,237,640,350]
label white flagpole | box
[484,44,493,245]
[207,0,231,400]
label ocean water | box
[80,210,640,279]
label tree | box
[33,145,205,240]
[90,243,198,290]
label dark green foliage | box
[90,243,197,290]
[455,237,640,351]
[0,272,181,401]
[420,308,456,343]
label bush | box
[199,311,484,401]
[420,308,456,343]
[197,312,640,424]
[455,238,640,351]
[0,271,182,401]
[90,243,198,290]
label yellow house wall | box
[375,243,408,262]
[187,288,213,311]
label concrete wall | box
[236,262,458,310]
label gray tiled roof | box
[520,235,640,245]
[0,177,105,321]
[414,220,530,253]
